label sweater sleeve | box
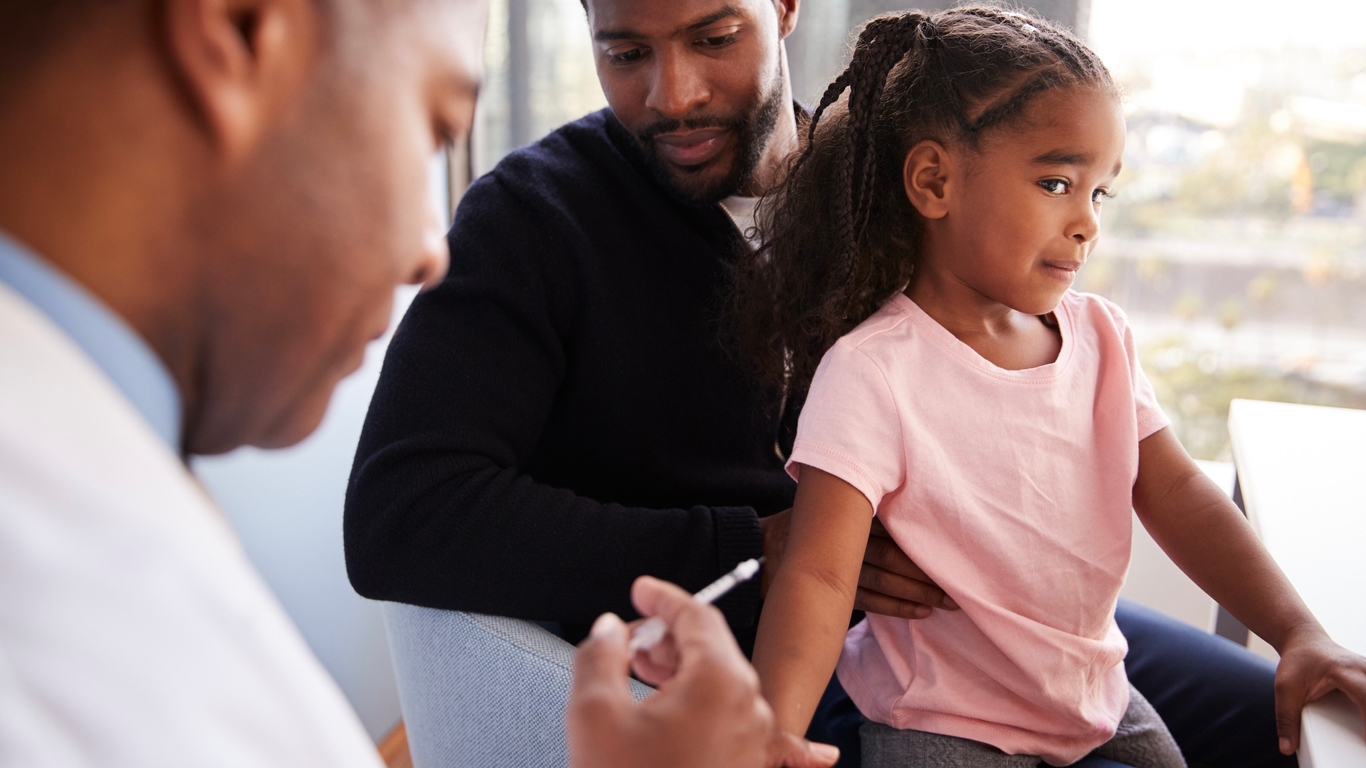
[342,172,763,631]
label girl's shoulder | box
[1058,292,1149,375]
[805,296,924,391]
[1059,290,1136,338]
[836,293,924,356]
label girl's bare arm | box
[1134,427,1315,649]
[1133,426,1366,753]
[752,465,875,737]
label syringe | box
[628,557,765,653]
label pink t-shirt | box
[787,291,1169,766]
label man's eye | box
[608,47,647,65]
[1038,179,1068,194]
[698,34,738,48]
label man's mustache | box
[638,115,745,142]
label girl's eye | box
[1092,188,1117,204]
[608,47,647,65]
[1038,179,1068,194]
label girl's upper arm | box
[784,465,876,597]
[754,464,875,735]
[1133,426,1203,517]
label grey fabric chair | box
[383,604,654,768]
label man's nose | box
[644,49,710,119]
[411,199,451,289]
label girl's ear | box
[902,140,953,220]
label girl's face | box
[908,87,1126,316]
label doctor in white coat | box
[0,0,779,765]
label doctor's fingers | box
[630,628,681,687]
[631,576,743,661]
[570,613,634,714]
[645,641,774,768]
[631,579,760,697]
[569,614,646,768]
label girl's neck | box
[905,264,1062,371]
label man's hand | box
[761,510,958,619]
[568,576,838,768]
[1271,625,1366,754]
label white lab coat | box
[0,283,383,767]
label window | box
[1085,0,1366,458]
[472,0,605,176]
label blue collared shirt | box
[0,230,182,450]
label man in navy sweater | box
[346,0,1293,765]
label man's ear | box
[775,0,799,39]
[902,140,954,220]
[162,0,320,163]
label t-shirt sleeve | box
[787,340,906,512]
[1108,301,1170,441]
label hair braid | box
[837,15,927,265]
[726,4,1117,405]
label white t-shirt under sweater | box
[721,195,761,250]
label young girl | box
[730,7,1366,767]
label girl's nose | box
[1069,203,1102,245]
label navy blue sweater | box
[344,109,796,646]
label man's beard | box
[632,65,785,205]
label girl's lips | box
[1041,261,1082,283]
[653,128,731,167]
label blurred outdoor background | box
[472,0,1366,460]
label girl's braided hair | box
[726,4,1115,404]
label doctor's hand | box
[567,577,777,768]
[761,510,959,619]
[623,577,839,768]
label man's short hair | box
[0,1,107,97]
[0,0,394,105]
